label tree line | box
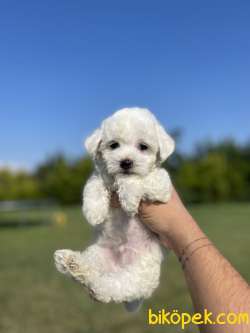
[1,138,250,204]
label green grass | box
[0,203,250,333]
[0,208,55,227]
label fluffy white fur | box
[54,107,174,310]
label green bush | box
[173,140,250,203]
[0,138,250,204]
[0,169,40,200]
[35,155,93,204]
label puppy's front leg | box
[115,175,143,215]
[143,168,172,203]
[83,174,110,226]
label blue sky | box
[1,0,250,169]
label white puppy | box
[54,107,174,311]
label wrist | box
[164,212,206,256]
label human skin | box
[137,189,250,333]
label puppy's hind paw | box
[124,298,144,312]
[54,249,79,275]
[54,249,90,286]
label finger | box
[139,200,162,215]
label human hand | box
[138,189,193,249]
[111,188,196,252]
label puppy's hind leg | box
[54,249,90,285]
[124,298,144,312]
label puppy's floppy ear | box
[155,123,175,162]
[84,128,102,157]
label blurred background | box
[0,1,250,332]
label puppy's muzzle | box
[120,159,133,171]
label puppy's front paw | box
[143,168,172,203]
[116,176,142,215]
[119,194,140,215]
[84,208,107,226]
[82,175,110,226]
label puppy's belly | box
[100,208,162,268]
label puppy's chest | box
[102,173,142,192]
[104,209,153,249]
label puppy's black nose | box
[120,159,133,170]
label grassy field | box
[0,203,250,333]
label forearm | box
[166,212,250,333]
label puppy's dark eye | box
[138,143,148,151]
[109,141,120,150]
